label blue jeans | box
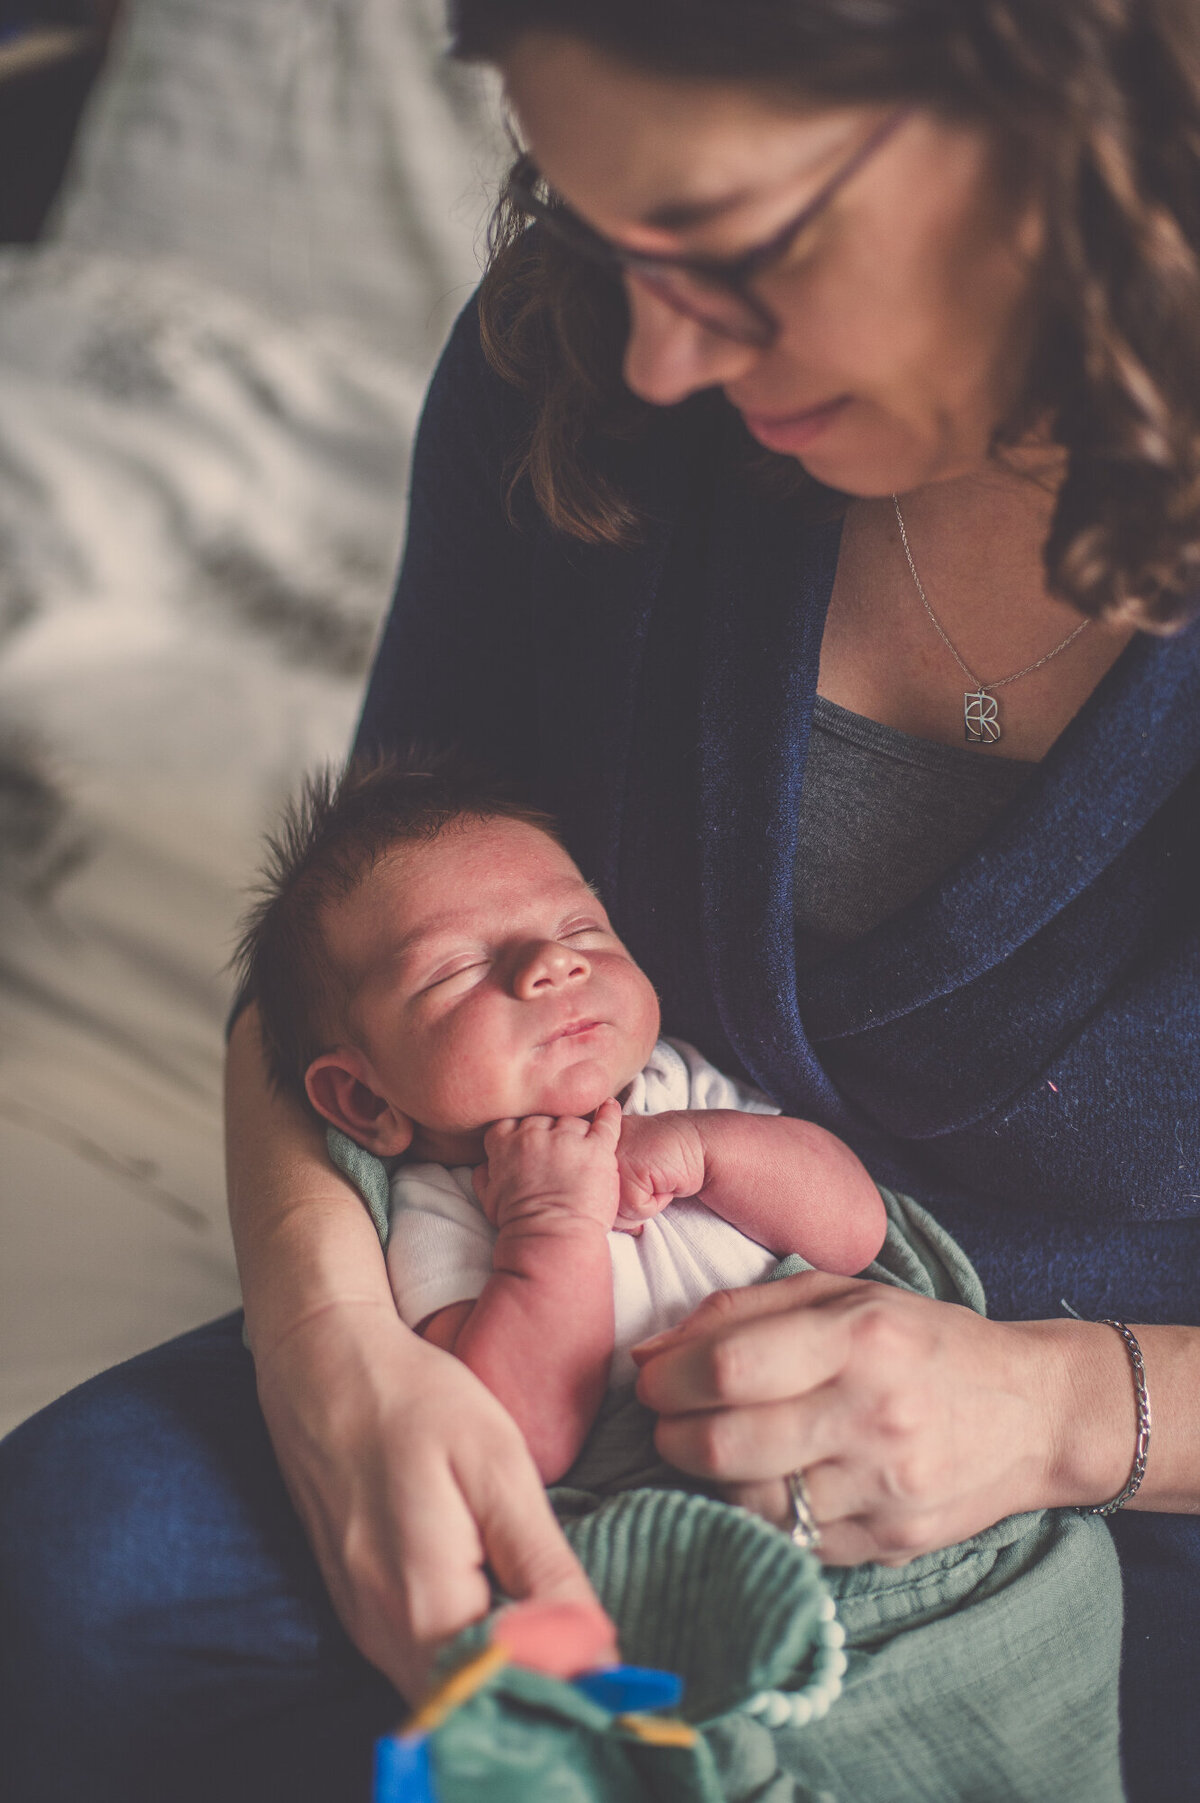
[1,1313,1197,1803]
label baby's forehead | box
[328,814,597,953]
[373,815,589,893]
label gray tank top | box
[793,695,1035,962]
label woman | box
[3,2,1199,1798]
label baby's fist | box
[615,1112,706,1228]
[474,1099,623,1232]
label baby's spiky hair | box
[233,750,559,1105]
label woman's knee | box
[0,1315,287,1701]
[0,1316,380,1800]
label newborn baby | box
[238,751,885,1484]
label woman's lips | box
[739,395,851,454]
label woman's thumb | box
[478,1470,601,1615]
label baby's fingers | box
[587,1097,623,1150]
[482,1118,521,1154]
[616,1176,664,1223]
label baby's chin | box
[530,1055,643,1121]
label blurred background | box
[0,0,504,1433]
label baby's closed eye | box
[419,956,490,992]
[559,920,612,943]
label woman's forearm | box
[225,1003,398,1360]
[1028,1317,1200,1514]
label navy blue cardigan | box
[357,299,1200,1329]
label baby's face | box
[318,815,661,1161]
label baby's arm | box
[617,1111,887,1275]
[418,1100,621,1485]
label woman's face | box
[503,35,1045,497]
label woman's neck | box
[816,461,1137,762]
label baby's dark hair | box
[233,750,561,1105]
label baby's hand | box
[474,1099,622,1234]
[615,1112,707,1230]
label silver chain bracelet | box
[1069,1314,1152,1517]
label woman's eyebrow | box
[638,121,865,234]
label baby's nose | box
[512,939,591,999]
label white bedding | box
[0,0,504,1432]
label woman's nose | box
[621,278,760,407]
[512,939,591,1000]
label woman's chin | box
[774,405,977,497]
[795,437,935,498]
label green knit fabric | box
[554,1489,827,1722]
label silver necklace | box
[891,493,1089,744]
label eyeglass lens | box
[624,262,774,346]
[509,164,775,345]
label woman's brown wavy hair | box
[452,0,1200,629]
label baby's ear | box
[305,1050,414,1157]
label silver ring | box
[786,1469,822,1552]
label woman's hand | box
[254,1296,601,1701]
[632,1271,1094,1564]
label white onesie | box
[386,1038,782,1385]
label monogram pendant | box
[964,689,1001,744]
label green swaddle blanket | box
[331,1132,1124,1802]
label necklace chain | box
[891,493,1089,695]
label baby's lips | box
[492,1600,619,1678]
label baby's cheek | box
[633,972,662,1054]
[423,1023,510,1125]
[609,961,661,1060]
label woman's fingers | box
[383,1415,600,1649]
[634,1268,852,1355]
[453,1425,601,1612]
[720,1457,874,1528]
[635,1273,862,1413]
[715,1475,793,1530]
[717,1462,925,1566]
[632,1268,860,1359]
[360,1449,497,1680]
[339,1408,601,1701]
[635,1279,1055,1569]
[651,1385,845,1483]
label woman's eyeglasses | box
[508,108,909,350]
